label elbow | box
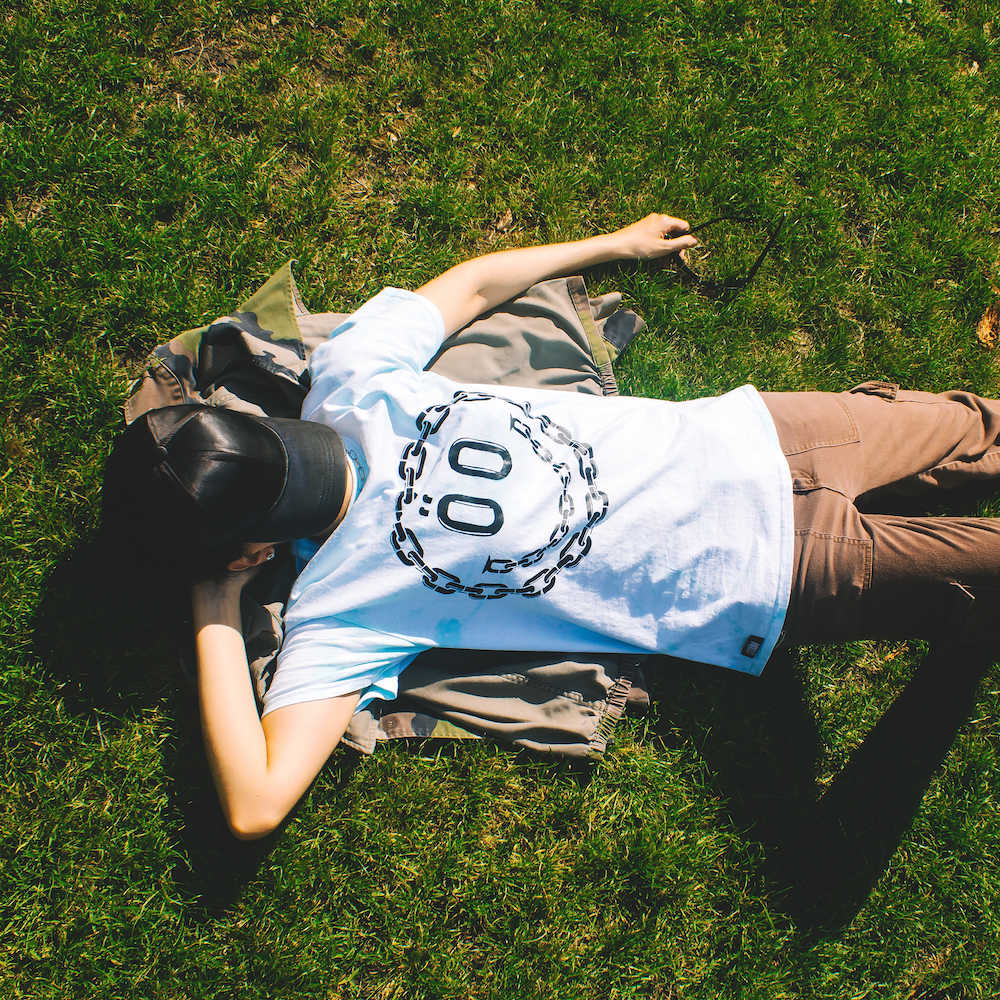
[225,804,284,841]
[229,821,275,842]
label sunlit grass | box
[3,0,1000,996]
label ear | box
[226,542,275,573]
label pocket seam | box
[781,394,859,456]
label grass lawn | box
[3,0,1000,995]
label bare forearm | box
[192,585,274,836]
[418,233,618,332]
[416,213,698,337]
[192,581,361,841]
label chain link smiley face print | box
[391,391,608,599]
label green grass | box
[3,0,1000,995]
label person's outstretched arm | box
[416,212,697,337]
[192,572,360,840]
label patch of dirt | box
[835,299,859,325]
[903,944,953,999]
[791,327,814,357]
[343,175,373,200]
[173,34,239,77]
[308,57,338,87]
[10,190,49,226]
[282,154,310,182]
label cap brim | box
[253,417,350,542]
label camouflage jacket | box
[125,263,652,758]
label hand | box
[190,561,269,626]
[191,564,256,601]
[190,543,276,605]
[610,213,699,260]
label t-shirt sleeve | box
[304,288,445,407]
[261,616,425,717]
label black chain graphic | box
[391,391,608,599]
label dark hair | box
[102,436,253,586]
[101,505,251,586]
[173,538,250,585]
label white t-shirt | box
[262,289,794,716]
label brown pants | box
[762,381,1000,645]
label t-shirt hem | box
[737,385,794,675]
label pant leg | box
[785,488,1000,644]
[766,382,1000,645]
[762,380,1000,502]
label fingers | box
[653,213,691,235]
[661,232,699,253]
[649,215,697,256]
[614,212,698,260]
[644,213,697,256]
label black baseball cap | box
[103,404,350,546]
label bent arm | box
[416,212,698,337]
[193,579,359,840]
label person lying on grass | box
[104,211,1000,839]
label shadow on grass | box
[769,641,996,935]
[31,532,996,929]
[657,640,996,936]
[28,536,593,917]
[166,723,364,921]
[30,533,182,716]
[27,533,334,917]
[652,647,824,894]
